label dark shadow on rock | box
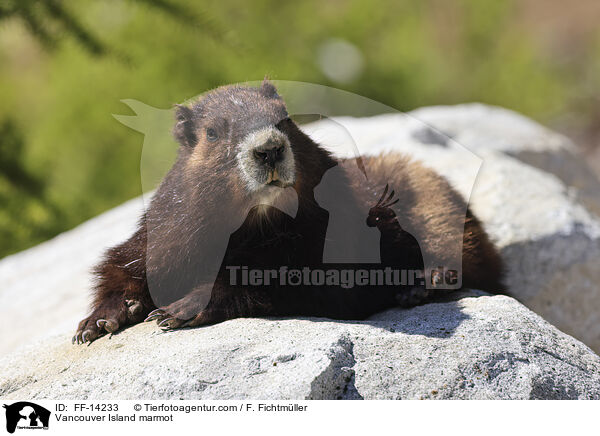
[411,126,450,147]
[306,335,364,400]
[264,290,481,339]
[108,291,482,343]
[529,375,580,400]
[499,229,600,301]
[508,149,600,218]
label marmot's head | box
[174,80,297,205]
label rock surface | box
[0,197,145,356]
[410,104,600,218]
[1,292,599,400]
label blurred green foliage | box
[0,0,599,258]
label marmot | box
[73,80,504,344]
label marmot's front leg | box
[73,229,155,344]
[143,283,215,330]
[145,282,268,330]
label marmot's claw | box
[144,309,165,322]
[73,331,83,345]
[160,316,185,330]
[156,314,188,330]
[96,318,119,333]
[148,308,164,316]
[74,297,146,345]
[145,308,187,330]
[158,317,174,330]
[72,328,99,345]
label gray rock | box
[0,196,145,356]
[410,104,600,218]
[1,293,599,400]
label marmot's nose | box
[253,144,285,168]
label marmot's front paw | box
[395,286,434,308]
[72,299,148,345]
[144,286,214,330]
[144,308,188,331]
[144,305,225,331]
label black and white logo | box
[3,402,50,434]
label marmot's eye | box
[206,128,218,142]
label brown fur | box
[73,81,504,344]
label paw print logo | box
[287,269,302,286]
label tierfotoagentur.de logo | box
[2,402,50,434]
[226,265,460,288]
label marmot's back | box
[340,153,504,292]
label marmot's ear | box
[173,104,197,147]
[260,78,279,98]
